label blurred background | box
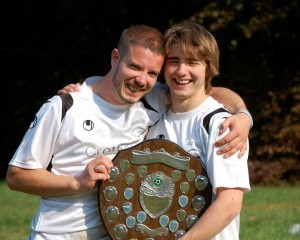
[1,0,299,185]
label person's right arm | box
[6,155,112,197]
[179,117,249,240]
[179,187,244,240]
[6,94,112,197]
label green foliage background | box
[1,0,299,184]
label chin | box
[121,96,141,104]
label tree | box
[186,0,300,184]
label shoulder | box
[203,97,232,117]
[38,94,77,123]
[39,95,64,112]
[32,95,69,123]
[58,93,74,120]
[202,97,232,134]
[85,76,101,84]
[144,82,170,113]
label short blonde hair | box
[117,25,165,57]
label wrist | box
[72,176,81,192]
[238,109,253,128]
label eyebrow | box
[167,56,199,62]
[128,61,160,76]
[166,56,179,60]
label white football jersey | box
[146,96,250,240]
[9,76,170,235]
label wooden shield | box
[98,139,212,240]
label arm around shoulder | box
[211,87,253,127]
[211,87,253,158]
[211,87,247,113]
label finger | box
[223,139,246,158]
[223,146,240,158]
[66,86,77,92]
[94,172,110,182]
[94,164,111,175]
[96,160,113,173]
[57,90,66,95]
[215,136,228,147]
[217,135,241,155]
[218,118,230,135]
[96,157,113,173]
[217,142,232,157]
[68,84,78,90]
[93,155,113,170]
[215,130,237,148]
[94,165,110,180]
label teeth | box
[175,79,190,84]
[127,84,139,92]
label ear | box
[111,48,120,67]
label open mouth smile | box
[126,83,145,93]
[174,79,191,85]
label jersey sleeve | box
[9,96,64,169]
[205,113,251,194]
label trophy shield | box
[98,139,212,240]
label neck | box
[90,72,115,102]
[170,94,209,113]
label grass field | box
[240,185,300,240]
[0,180,299,239]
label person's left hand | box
[214,113,251,158]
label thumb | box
[219,118,230,135]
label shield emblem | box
[98,139,212,240]
[139,171,175,219]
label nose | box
[134,72,148,86]
[174,63,187,76]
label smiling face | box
[109,45,164,105]
[163,22,220,112]
[164,43,207,112]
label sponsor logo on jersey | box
[83,120,94,131]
